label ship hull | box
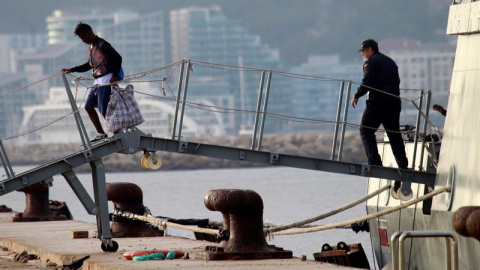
[367,205,480,269]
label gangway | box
[0,60,437,251]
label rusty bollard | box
[12,182,68,222]
[197,189,292,260]
[453,206,480,240]
[106,182,163,237]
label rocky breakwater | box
[5,132,364,172]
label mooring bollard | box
[453,206,480,241]
[12,182,68,222]
[0,205,12,212]
[197,189,292,260]
[106,182,163,237]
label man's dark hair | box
[74,22,93,36]
[359,39,379,53]
[371,42,379,53]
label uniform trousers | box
[360,98,408,169]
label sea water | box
[0,166,376,266]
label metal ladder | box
[391,230,458,270]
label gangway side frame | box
[131,129,436,185]
[0,137,125,251]
[0,127,436,253]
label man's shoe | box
[90,133,107,142]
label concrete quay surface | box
[0,213,357,270]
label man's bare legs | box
[86,106,106,135]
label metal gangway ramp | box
[0,60,437,251]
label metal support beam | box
[0,137,124,196]
[90,159,112,240]
[62,170,97,215]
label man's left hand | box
[110,76,118,83]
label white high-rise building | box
[7,9,169,144]
[15,10,167,101]
[169,6,287,134]
[45,9,167,75]
[382,39,455,97]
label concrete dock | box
[0,213,358,270]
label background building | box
[18,86,224,144]
[0,73,30,142]
[0,33,46,74]
[170,6,288,134]
[46,9,167,76]
[288,55,363,133]
[381,38,456,128]
[0,5,457,144]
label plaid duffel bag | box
[106,84,144,133]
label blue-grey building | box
[289,55,363,133]
[170,6,289,134]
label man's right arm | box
[62,61,91,73]
[352,59,375,108]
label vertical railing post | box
[410,90,424,170]
[331,80,345,160]
[418,90,431,171]
[0,139,14,178]
[61,72,91,149]
[451,237,458,270]
[446,238,452,270]
[177,60,192,140]
[337,81,352,161]
[400,91,423,198]
[251,71,265,150]
[256,71,272,151]
[172,60,186,140]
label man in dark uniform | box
[351,39,408,195]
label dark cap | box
[358,39,378,52]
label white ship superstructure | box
[18,85,225,144]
